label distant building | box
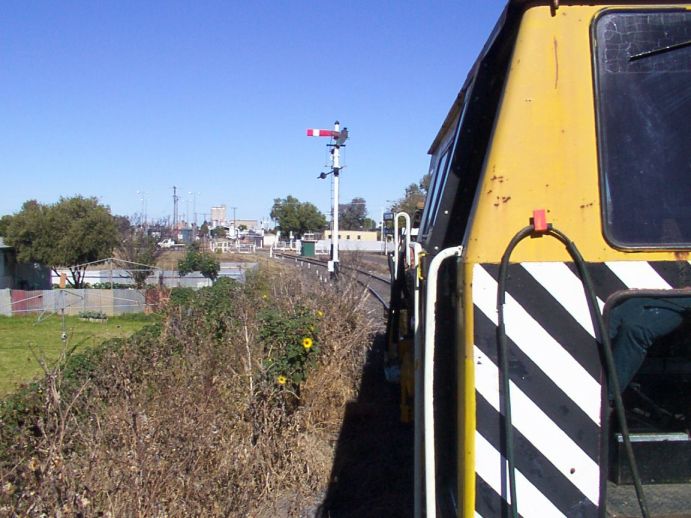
[0,237,52,290]
[233,219,260,231]
[323,230,378,242]
[210,206,227,227]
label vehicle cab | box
[390,2,691,516]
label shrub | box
[168,287,196,307]
[260,305,320,387]
[78,310,107,320]
[0,262,376,516]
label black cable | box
[546,226,649,518]
[497,225,533,518]
[496,224,650,518]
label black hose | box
[496,224,650,518]
[497,225,533,518]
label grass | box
[0,313,159,397]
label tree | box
[3,197,119,288]
[362,217,377,230]
[177,248,220,282]
[270,195,327,238]
[339,197,369,230]
[117,221,162,288]
[391,173,431,217]
[0,215,12,236]
[210,226,228,239]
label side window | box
[593,10,691,248]
[420,147,452,237]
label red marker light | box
[533,209,548,232]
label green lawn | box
[0,313,158,397]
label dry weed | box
[0,262,377,517]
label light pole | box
[136,190,148,229]
[188,191,198,226]
[185,196,190,226]
[230,206,237,238]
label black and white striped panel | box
[472,260,691,517]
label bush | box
[260,305,320,386]
[78,310,107,320]
[177,249,220,281]
[0,262,376,516]
[168,287,196,307]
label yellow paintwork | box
[465,4,691,265]
[455,4,690,515]
[459,260,475,518]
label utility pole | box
[189,191,198,226]
[172,186,179,230]
[230,206,237,237]
[136,190,147,230]
[307,121,348,277]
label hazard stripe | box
[567,261,627,303]
[472,259,689,517]
[474,311,600,460]
[483,264,602,380]
[475,431,567,517]
[648,260,691,289]
[522,261,605,333]
[606,261,672,289]
[476,397,599,516]
[476,472,511,518]
[474,346,600,503]
[473,266,601,422]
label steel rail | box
[272,251,390,311]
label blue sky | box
[1,0,507,226]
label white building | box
[210,206,227,227]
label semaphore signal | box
[306,120,348,277]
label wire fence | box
[0,288,148,317]
[1,262,257,317]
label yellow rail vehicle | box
[392,1,691,516]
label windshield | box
[593,10,691,248]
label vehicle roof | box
[428,0,690,154]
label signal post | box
[307,121,348,277]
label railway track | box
[271,251,391,311]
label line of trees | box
[0,196,222,289]
[271,195,379,238]
[0,175,431,290]
[389,174,431,218]
[0,197,120,288]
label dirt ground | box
[314,333,414,518]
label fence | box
[1,262,258,317]
[51,262,257,289]
[0,288,147,317]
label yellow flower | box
[277,375,287,385]
[316,310,324,318]
[302,337,313,350]
[27,457,40,472]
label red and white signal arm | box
[306,129,337,137]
